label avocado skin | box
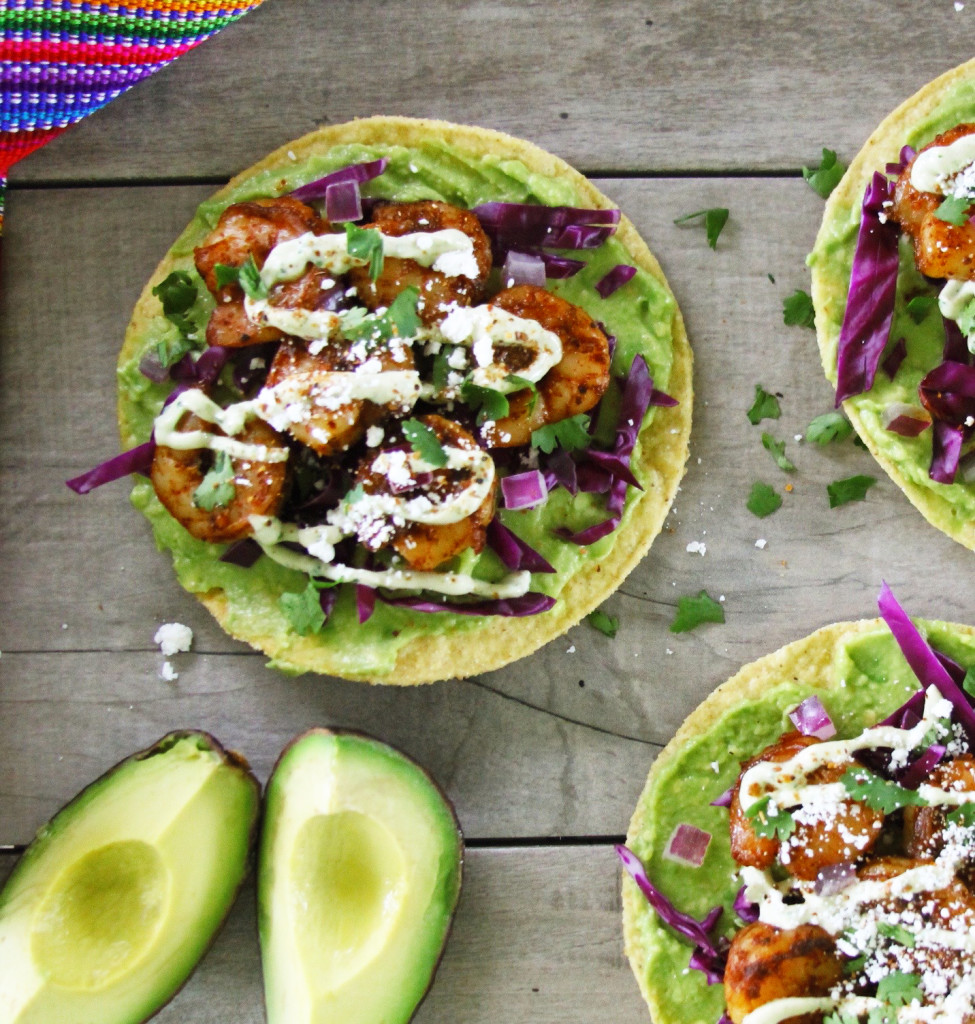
[258,728,463,1024]
[0,731,260,1024]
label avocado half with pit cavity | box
[258,729,463,1024]
[0,731,260,1024]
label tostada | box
[811,58,975,548]
[621,586,975,1024]
[78,117,691,683]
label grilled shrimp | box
[904,754,975,887]
[348,200,492,325]
[477,285,611,448]
[730,732,885,882]
[891,123,975,281]
[256,334,416,457]
[150,411,289,543]
[193,196,331,347]
[353,415,497,571]
[723,921,844,1024]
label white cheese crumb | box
[153,622,194,657]
[160,661,179,682]
[365,425,385,448]
[686,540,707,555]
[566,645,576,654]
[755,538,767,549]
[955,1,965,10]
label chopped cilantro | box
[237,253,268,301]
[905,294,938,323]
[587,609,619,638]
[761,432,796,472]
[673,207,729,250]
[402,418,448,468]
[876,971,923,1007]
[827,474,877,508]
[945,804,975,829]
[747,481,782,518]
[767,272,776,283]
[431,349,452,393]
[876,922,916,947]
[824,1012,858,1024]
[802,148,846,199]
[345,222,384,279]
[343,483,366,506]
[386,285,421,338]
[191,451,236,511]
[839,766,928,813]
[461,379,510,425]
[783,288,816,328]
[341,286,420,345]
[807,411,853,444]
[278,580,328,636]
[531,414,591,454]
[152,270,197,331]
[153,332,197,370]
[747,385,781,424]
[744,795,796,840]
[213,263,242,290]
[670,590,725,633]
[934,194,972,227]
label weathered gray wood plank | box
[8,0,975,184]
[0,845,647,1024]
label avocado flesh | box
[258,730,463,1024]
[0,732,260,1024]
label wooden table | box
[2,2,974,1020]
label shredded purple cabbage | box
[380,591,556,617]
[290,158,389,202]
[66,441,156,494]
[596,264,637,298]
[486,519,555,574]
[325,179,362,223]
[710,785,733,808]
[835,172,901,405]
[930,421,964,483]
[732,885,759,923]
[219,538,263,568]
[919,360,975,426]
[943,318,971,365]
[885,145,917,177]
[882,337,907,379]
[356,584,376,624]
[898,744,947,790]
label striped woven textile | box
[0,0,266,234]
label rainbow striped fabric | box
[0,0,266,233]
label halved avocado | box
[0,731,260,1023]
[258,729,463,1024]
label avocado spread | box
[624,621,975,1024]
[118,135,678,678]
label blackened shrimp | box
[352,415,497,571]
[723,921,844,1024]
[890,123,975,281]
[904,754,975,887]
[150,411,289,543]
[348,200,492,325]
[193,196,331,347]
[730,732,885,882]
[477,285,611,448]
[256,335,417,456]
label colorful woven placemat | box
[0,0,267,235]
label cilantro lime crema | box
[623,619,975,1024]
[116,120,686,680]
[810,61,975,545]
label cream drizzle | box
[910,134,975,197]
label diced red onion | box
[788,695,836,739]
[139,350,171,383]
[325,179,362,223]
[898,744,947,790]
[663,824,712,867]
[501,469,549,510]
[814,861,858,897]
[290,158,389,202]
[502,250,547,288]
[66,441,156,494]
[835,172,901,404]
[356,584,376,624]
[882,403,931,437]
[486,519,555,573]
[595,264,637,298]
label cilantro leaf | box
[747,385,781,424]
[152,270,197,327]
[153,332,197,370]
[238,253,269,301]
[761,432,796,472]
[401,418,448,468]
[386,285,421,338]
[827,474,877,508]
[345,222,384,280]
[460,379,510,425]
[213,263,241,290]
[825,1011,859,1024]
[839,766,928,813]
[802,148,847,199]
[531,414,591,454]
[278,580,328,636]
[744,795,796,840]
[673,207,730,250]
[340,286,420,345]
[191,451,236,511]
[964,666,975,699]
[807,411,853,444]
[876,922,916,948]
[934,194,972,227]
[905,294,938,324]
[945,804,975,829]
[670,590,725,633]
[783,289,816,328]
[747,481,782,518]
[876,971,923,1007]
[587,609,619,638]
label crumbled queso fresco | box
[153,622,194,656]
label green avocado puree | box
[118,139,676,676]
[809,78,975,529]
[626,621,975,1024]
